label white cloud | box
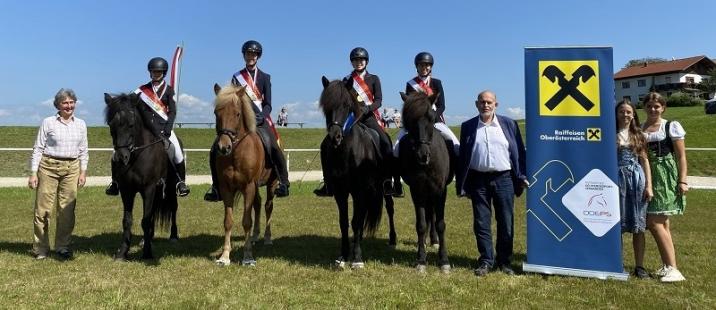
[0,109,9,117]
[443,114,471,126]
[174,93,214,123]
[40,98,53,107]
[506,107,525,120]
[177,93,211,109]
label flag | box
[169,44,184,101]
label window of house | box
[665,76,672,83]
[637,79,646,87]
[622,81,630,89]
[686,77,695,84]
[622,96,632,102]
[638,94,646,101]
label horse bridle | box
[217,128,250,148]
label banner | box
[523,47,626,280]
[170,44,184,102]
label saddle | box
[359,123,382,161]
[256,127,276,168]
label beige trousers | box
[33,156,79,255]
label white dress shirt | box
[469,115,511,172]
[30,114,89,172]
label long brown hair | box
[615,99,646,154]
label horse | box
[398,91,453,273]
[319,76,397,269]
[104,93,178,260]
[212,83,278,267]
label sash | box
[351,72,374,106]
[233,68,263,111]
[408,76,434,96]
[136,84,168,120]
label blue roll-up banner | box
[523,47,627,280]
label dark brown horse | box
[319,76,397,269]
[398,91,453,273]
[212,83,278,266]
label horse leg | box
[334,191,350,269]
[350,196,367,269]
[170,208,179,243]
[263,184,275,245]
[251,188,261,243]
[414,204,428,272]
[114,190,135,261]
[216,195,233,266]
[436,190,450,273]
[241,184,258,266]
[140,187,157,260]
[384,195,397,248]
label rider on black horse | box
[204,40,290,201]
[106,57,190,197]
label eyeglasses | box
[61,100,76,104]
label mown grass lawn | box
[0,184,713,308]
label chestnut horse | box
[212,83,278,266]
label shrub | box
[666,92,705,107]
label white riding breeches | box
[392,122,460,157]
[168,130,184,164]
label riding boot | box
[204,142,222,202]
[175,160,190,197]
[105,157,119,196]
[314,138,333,197]
[379,133,394,196]
[272,145,290,198]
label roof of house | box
[614,56,714,80]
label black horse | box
[104,93,178,260]
[319,76,397,269]
[398,91,453,273]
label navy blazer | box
[455,114,527,197]
[343,71,383,111]
[405,77,445,122]
[232,68,272,124]
[137,82,176,138]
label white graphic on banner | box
[561,169,620,237]
[527,160,575,241]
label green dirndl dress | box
[647,151,685,215]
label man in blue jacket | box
[456,90,528,277]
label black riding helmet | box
[242,40,263,58]
[414,52,434,66]
[147,57,169,73]
[350,47,369,62]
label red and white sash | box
[135,83,168,120]
[233,68,263,111]
[408,76,434,96]
[351,72,374,106]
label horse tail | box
[155,177,177,231]
[363,189,384,237]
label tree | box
[698,68,716,99]
[623,57,668,69]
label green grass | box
[0,185,713,308]
[1,105,714,177]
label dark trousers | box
[467,170,515,267]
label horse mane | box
[319,79,354,113]
[402,91,434,128]
[104,93,137,125]
[215,83,257,132]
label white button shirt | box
[469,115,511,172]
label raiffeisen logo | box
[583,193,611,217]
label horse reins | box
[217,128,250,148]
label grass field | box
[1,106,714,178]
[0,184,714,308]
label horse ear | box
[430,92,442,105]
[214,83,221,95]
[104,93,112,105]
[321,76,330,89]
[236,85,247,96]
[399,92,408,103]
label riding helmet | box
[350,47,369,62]
[242,40,263,57]
[414,52,434,66]
[147,57,169,73]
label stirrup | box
[176,181,190,197]
[204,186,221,202]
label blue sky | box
[1,0,714,127]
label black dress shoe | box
[275,183,290,197]
[498,265,515,275]
[474,263,491,277]
[176,181,190,197]
[105,181,119,196]
[203,185,221,202]
[313,183,333,197]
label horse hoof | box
[351,262,365,269]
[431,243,440,250]
[440,264,451,274]
[241,259,257,267]
[113,255,127,262]
[215,258,231,266]
[416,264,427,273]
[264,239,273,246]
[334,257,346,269]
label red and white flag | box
[169,44,184,101]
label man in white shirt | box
[455,90,528,277]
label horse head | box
[320,76,362,147]
[104,93,141,165]
[213,83,257,156]
[400,91,440,165]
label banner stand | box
[523,264,628,281]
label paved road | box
[1,171,715,190]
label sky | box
[1,0,714,127]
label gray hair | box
[54,88,77,108]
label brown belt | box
[44,154,77,161]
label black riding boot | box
[204,143,222,202]
[314,137,333,197]
[378,133,394,196]
[175,160,190,197]
[271,144,290,198]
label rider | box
[314,47,394,196]
[105,57,190,197]
[394,51,460,162]
[204,40,290,201]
